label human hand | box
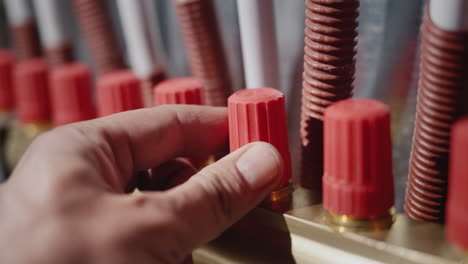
[0,105,282,264]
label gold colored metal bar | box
[194,188,466,264]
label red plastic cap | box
[0,50,14,110]
[446,117,468,249]
[228,88,291,186]
[154,77,204,105]
[323,99,394,218]
[97,70,144,116]
[50,62,96,126]
[14,58,51,123]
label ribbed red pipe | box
[173,0,232,106]
[300,0,359,190]
[72,0,126,76]
[404,8,468,223]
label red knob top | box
[446,117,468,250]
[50,62,96,126]
[97,70,144,116]
[0,50,14,111]
[228,88,291,186]
[14,58,51,123]
[323,99,394,218]
[153,77,204,105]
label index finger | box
[14,105,228,192]
[89,105,228,173]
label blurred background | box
[0,0,427,212]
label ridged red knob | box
[323,99,394,218]
[97,70,144,116]
[154,77,204,106]
[446,117,468,250]
[14,58,51,123]
[50,62,96,126]
[0,50,14,111]
[228,88,291,186]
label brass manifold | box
[193,188,466,264]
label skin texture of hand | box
[0,105,283,264]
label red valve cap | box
[154,77,204,106]
[97,69,144,116]
[14,58,51,123]
[0,50,14,111]
[228,88,291,186]
[323,99,394,218]
[446,117,468,250]
[50,62,96,126]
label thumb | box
[164,142,282,250]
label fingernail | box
[236,143,281,190]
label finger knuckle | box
[27,128,60,151]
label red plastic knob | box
[97,70,144,116]
[14,58,51,123]
[0,50,14,111]
[50,62,96,126]
[228,88,291,186]
[154,77,204,106]
[446,117,468,250]
[323,99,394,218]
